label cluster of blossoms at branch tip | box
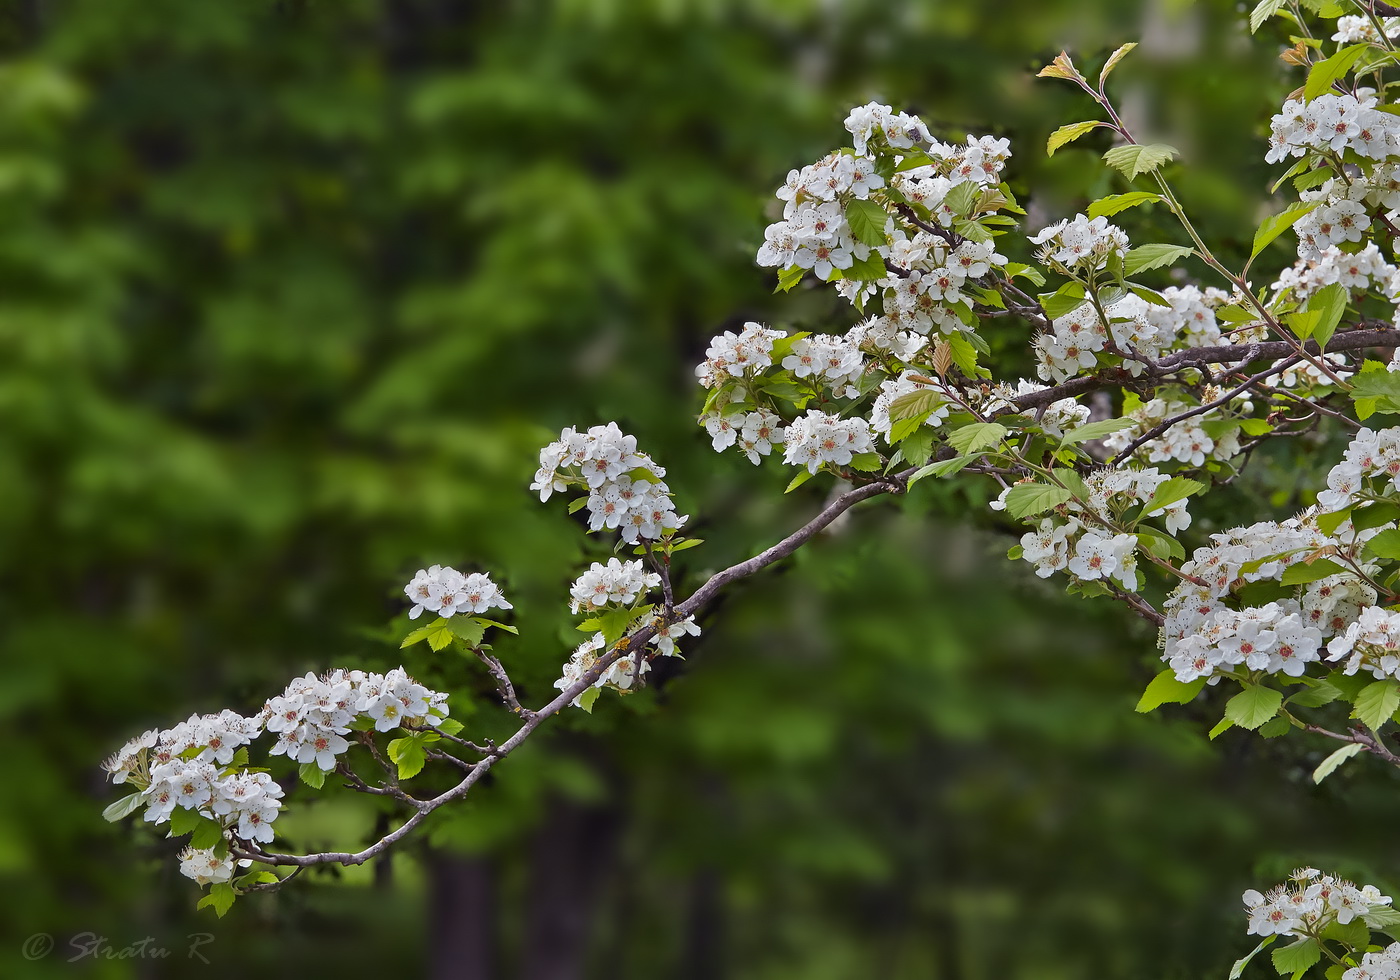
[759,100,1013,343]
[1160,514,1386,683]
[1318,426,1400,512]
[1266,93,1400,167]
[1244,868,1392,938]
[404,565,511,621]
[1332,14,1400,44]
[555,612,702,708]
[265,667,449,770]
[1028,213,1128,275]
[569,558,661,613]
[531,422,686,544]
[178,847,250,886]
[1012,467,1187,590]
[103,713,285,845]
[1272,242,1400,306]
[695,321,784,389]
[783,410,877,474]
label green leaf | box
[1003,483,1074,519]
[1349,368,1400,414]
[908,454,980,486]
[1123,243,1194,277]
[1251,202,1322,261]
[401,616,456,651]
[1280,558,1346,586]
[1288,679,1342,708]
[1098,42,1137,87]
[1047,120,1106,156]
[190,817,224,851]
[898,427,935,466]
[1316,507,1353,536]
[1352,678,1400,731]
[1305,42,1371,102]
[846,452,884,472]
[1306,282,1348,351]
[1142,477,1206,516]
[577,686,601,714]
[1086,191,1162,220]
[1353,502,1400,531]
[944,180,979,218]
[169,805,203,837]
[1102,143,1178,180]
[1271,937,1321,976]
[1366,528,1400,561]
[1249,0,1287,32]
[1061,417,1135,446]
[567,496,589,514]
[1136,528,1186,562]
[775,265,805,292]
[299,762,327,789]
[845,198,890,247]
[1136,670,1206,712]
[472,616,518,635]
[946,332,982,378]
[449,617,486,648]
[197,882,237,918]
[1312,743,1365,784]
[1258,715,1291,738]
[388,733,428,780]
[103,794,145,822]
[436,717,464,736]
[1040,282,1086,320]
[890,388,945,422]
[948,422,1007,455]
[1225,684,1283,730]
[842,250,888,282]
[1209,717,1235,740]
[1004,262,1047,288]
[785,469,816,493]
[1231,937,1278,979]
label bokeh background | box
[4,0,1398,977]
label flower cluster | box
[404,565,512,621]
[1327,605,1400,680]
[782,333,865,398]
[105,717,287,845]
[758,150,880,278]
[1273,242,1400,303]
[1244,868,1392,938]
[1317,427,1400,512]
[782,410,877,474]
[1159,517,1381,683]
[1012,467,1187,588]
[1103,395,1246,466]
[264,667,449,770]
[178,847,250,886]
[695,321,784,388]
[1028,213,1129,274]
[1333,14,1400,44]
[757,101,1014,350]
[1343,943,1400,980]
[531,423,686,544]
[569,558,661,613]
[553,613,702,708]
[1266,93,1400,166]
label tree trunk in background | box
[520,798,622,980]
[680,867,725,980]
[429,854,499,980]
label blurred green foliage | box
[3,1,1397,977]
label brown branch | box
[237,473,909,869]
[1009,327,1400,412]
